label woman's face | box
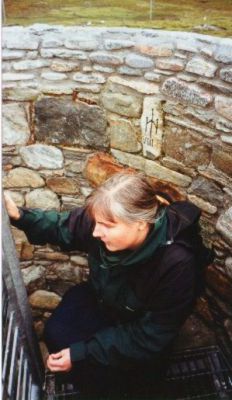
[92,211,149,252]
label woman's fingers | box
[47,349,72,372]
[4,191,21,220]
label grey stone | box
[38,81,76,95]
[50,60,80,72]
[176,39,199,53]
[162,157,196,178]
[20,144,64,170]
[25,188,60,210]
[220,66,232,83]
[72,83,101,94]
[165,115,217,138]
[3,87,40,101]
[185,107,215,127]
[162,78,212,107]
[101,82,142,117]
[26,51,39,60]
[104,39,134,50]
[42,36,64,48]
[35,98,108,148]
[13,59,50,70]
[125,54,154,69]
[65,39,99,51]
[108,115,141,153]
[188,177,223,207]
[41,71,67,80]
[89,52,123,66]
[155,57,185,72]
[2,103,30,145]
[225,257,232,279]
[93,65,114,73]
[40,48,87,60]
[70,255,88,267]
[72,72,106,84]
[4,32,39,50]
[2,50,25,60]
[177,73,197,82]
[22,265,46,292]
[47,263,80,283]
[111,149,145,171]
[118,66,143,76]
[216,207,232,245]
[3,72,35,81]
[186,56,217,77]
[215,96,232,122]
[214,44,232,63]
[3,168,45,188]
[108,76,159,95]
[144,72,161,82]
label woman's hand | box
[47,348,72,372]
[4,192,21,220]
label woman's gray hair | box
[86,172,163,224]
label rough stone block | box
[155,57,185,72]
[41,71,67,80]
[2,103,31,145]
[13,59,50,70]
[3,72,35,81]
[108,76,159,94]
[20,144,64,170]
[108,115,141,153]
[215,95,232,122]
[125,54,154,69]
[104,39,134,50]
[50,60,80,72]
[89,52,123,65]
[2,50,25,60]
[214,44,232,63]
[65,39,99,51]
[29,290,61,310]
[46,177,80,195]
[3,167,45,188]
[162,77,212,107]
[72,72,106,84]
[35,98,108,148]
[41,48,87,60]
[187,195,217,214]
[25,188,60,210]
[220,66,232,83]
[186,56,217,77]
[118,66,143,76]
[135,44,173,57]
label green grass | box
[4,0,232,37]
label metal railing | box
[2,205,44,400]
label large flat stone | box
[101,82,142,117]
[4,32,39,50]
[162,78,212,107]
[35,98,108,148]
[187,176,223,206]
[3,167,45,188]
[46,177,80,194]
[141,97,164,159]
[20,144,64,170]
[108,115,141,153]
[108,76,159,95]
[3,103,31,145]
[40,48,87,60]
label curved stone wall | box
[3,25,232,353]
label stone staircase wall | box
[2,25,232,355]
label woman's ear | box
[138,221,149,231]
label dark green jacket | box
[11,201,213,369]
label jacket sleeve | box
[10,206,93,252]
[70,311,178,368]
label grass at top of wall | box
[4,0,232,38]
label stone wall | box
[3,25,232,354]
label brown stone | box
[206,265,232,304]
[46,177,80,194]
[34,320,44,339]
[136,45,173,57]
[84,152,185,202]
[29,290,61,310]
[34,251,69,261]
[212,145,232,177]
[194,296,214,324]
[164,125,211,169]
[21,242,34,260]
